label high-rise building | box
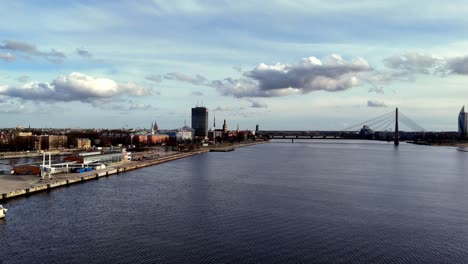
[192,106,208,138]
[458,106,468,137]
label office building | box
[459,106,468,137]
[192,106,208,139]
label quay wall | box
[0,140,269,202]
[0,150,208,202]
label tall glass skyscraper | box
[191,106,208,139]
[458,106,468,137]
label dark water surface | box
[1,141,468,263]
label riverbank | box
[0,140,268,202]
[408,141,468,148]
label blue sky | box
[1,0,468,131]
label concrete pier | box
[0,150,207,201]
[0,141,269,202]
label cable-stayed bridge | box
[259,108,427,145]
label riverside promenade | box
[0,141,268,202]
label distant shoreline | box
[408,141,468,148]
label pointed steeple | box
[461,106,465,113]
[153,121,158,130]
[213,110,216,128]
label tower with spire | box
[151,121,159,135]
[213,110,216,129]
[222,119,228,133]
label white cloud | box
[165,55,372,98]
[0,72,153,103]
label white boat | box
[0,205,7,219]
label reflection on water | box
[1,141,468,263]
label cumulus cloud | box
[383,53,441,74]
[0,52,15,62]
[145,74,162,83]
[163,53,468,99]
[76,48,92,58]
[0,72,153,103]
[446,56,468,75]
[367,100,387,108]
[0,40,66,63]
[244,55,370,95]
[166,55,372,98]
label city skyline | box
[2,1,468,131]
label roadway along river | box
[1,140,468,263]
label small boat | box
[0,205,7,219]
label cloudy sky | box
[1,0,468,131]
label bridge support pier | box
[291,138,294,143]
[394,108,399,146]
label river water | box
[1,140,468,263]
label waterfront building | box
[147,134,169,145]
[159,126,194,142]
[191,106,208,139]
[9,131,35,151]
[132,134,148,147]
[76,138,92,149]
[458,106,468,138]
[37,135,68,150]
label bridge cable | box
[341,110,395,131]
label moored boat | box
[0,205,7,219]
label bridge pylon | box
[394,108,399,146]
